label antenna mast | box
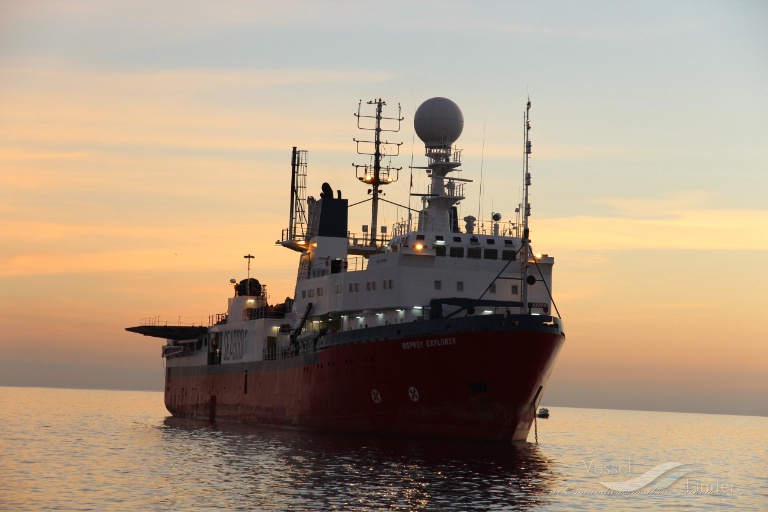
[521,99,532,311]
[278,147,309,252]
[353,99,403,246]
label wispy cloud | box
[0,62,388,92]
[536,205,768,251]
[0,219,283,277]
[592,191,716,217]
[0,64,385,157]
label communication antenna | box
[408,133,415,232]
[477,122,486,223]
[353,99,403,246]
[521,98,533,311]
[244,254,254,280]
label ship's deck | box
[125,325,208,340]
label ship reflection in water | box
[159,417,559,510]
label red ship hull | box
[165,323,564,442]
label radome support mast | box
[353,99,403,246]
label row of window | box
[302,281,520,298]
[434,281,519,294]
[439,247,516,260]
[302,280,396,299]
[351,280,395,292]
[301,287,325,299]
[414,234,515,246]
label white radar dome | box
[413,97,464,148]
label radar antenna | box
[353,99,403,246]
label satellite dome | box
[413,97,464,148]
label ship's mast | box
[279,147,309,252]
[353,99,403,246]
[370,100,384,245]
[521,99,532,311]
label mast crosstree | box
[353,99,403,246]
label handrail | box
[139,315,206,327]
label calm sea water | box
[1,387,765,511]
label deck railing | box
[139,315,207,327]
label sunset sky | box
[1,1,766,416]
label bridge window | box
[484,249,498,259]
[467,247,481,259]
[449,247,464,258]
[502,250,516,261]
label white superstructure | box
[288,97,555,335]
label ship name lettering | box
[221,329,246,361]
[401,337,457,350]
[426,337,457,347]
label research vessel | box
[127,97,565,442]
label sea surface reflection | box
[156,417,560,510]
[5,388,764,511]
